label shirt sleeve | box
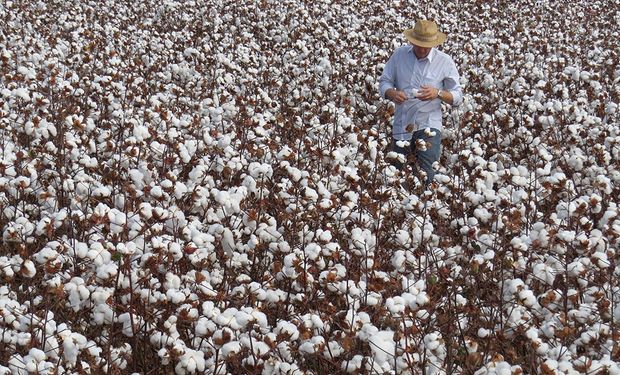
[443,58,463,106]
[379,49,398,99]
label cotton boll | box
[173,182,188,199]
[133,123,150,141]
[423,332,441,351]
[392,250,406,272]
[274,320,299,341]
[150,185,164,199]
[117,312,143,337]
[474,208,492,223]
[592,251,610,268]
[532,263,555,285]
[65,277,91,312]
[20,259,36,278]
[108,209,127,234]
[221,228,235,258]
[395,230,411,246]
[13,87,31,101]
[95,259,118,279]
[342,355,364,373]
[303,187,319,203]
[349,227,376,254]
[385,297,405,314]
[8,355,28,374]
[248,162,273,179]
[137,203,155,222]
[175,349,205,374]
[519,289,537,307]
[164,272,182,290]
[248,340,271,359]
[316,229,332,242]
[217,134,231,149]
[580,71,591,81]
[241,175,258,195]
[416,292,430,307]
[369,330,395,368]
[301,243,321,261]
[166,242,183,261]
[230,309,253,330]
[556,230,575,243]
[365,292,381,306]
[221,341,241,357]
[60,332,88,368]
[299,339,321,355]
[477,328,490,338]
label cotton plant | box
[1,0,619,373]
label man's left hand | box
[417,85,439,101]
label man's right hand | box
[385,88,408,104]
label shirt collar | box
[409,46,436,62]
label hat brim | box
[403,29,446,48]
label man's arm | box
[379,49,407,104]
[378,52,396,99]
[442,58,463,106]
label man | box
[379,19,463,185]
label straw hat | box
[403,20,446,48]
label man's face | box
[412,44,431,59]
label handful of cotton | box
[409,88,420,98]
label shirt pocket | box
[423,72,443,88]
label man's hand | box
[385,88,408,104]
[417,85,440,101]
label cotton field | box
[0,0,619,374]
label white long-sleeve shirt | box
[379,46,463,140]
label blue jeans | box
[391,128,442,185]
